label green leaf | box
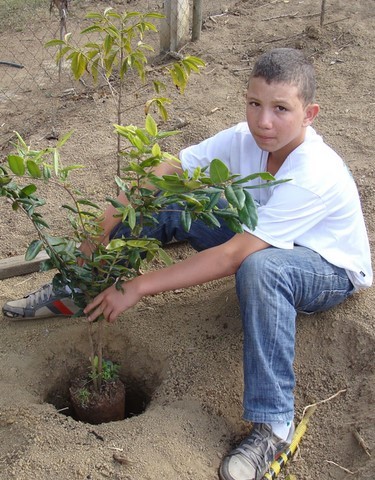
[104,51,117,76]
[25,239,43,260]
[85,12,103,20]
[126,239,153,248]
[32,217,50,228]
[8,155,25,175]
[127,206,136,230]
[91,58,100,82]
[106,239,127,251]
[151,178,187,193]
[180,210,192,232]
[145,114,157,136]
[62,204,78,214]
[56,130,74,148]
[170,63,187,92]
[103,34,114,55]
[21,184,37,196]
[182,56,206,73]
[132,134,145,151]
[76,210,97,218]
[233,171,276,185]
[157,248,174,266]
[144,12,165,20]
[39,259,55,272]
[55,45,72,64]
[42,165,51,180]
[134,128,150,145]
[214,209,239,219]
[223,216,244,234]
[71,52,87,80]
[124,162,145,175]
[14,131,28,149]
[199,212,221,228]
[106,197,127,211]
[76,199,101,209]
[232,186,246,210]
[207,191,222,210]
[179,194,202,207]
[209,159,229,184]
[184,179,202,190]
[242,190,258,230]
[45,39,66,47]
[184,55,206,68]
[224,185,241,209]
[158,103,168,122]
[26,160,42,178]
[115,176,128,192]
[152,143,161,157]
[0,175,11,186]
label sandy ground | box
[0,0,374,479]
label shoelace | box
[234,426,277,473]
[25,283,55,308]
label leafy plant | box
[94,358,120,382]
[45,7,205,182]
[0,121,287,388]
[0,122,287,398]
[88,355,120,392]
[77,387,90,406]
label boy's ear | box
[303,103,320,126]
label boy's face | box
[246,77,319,162]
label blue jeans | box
[111,203,354,423]
[236,247,354,423]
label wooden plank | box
[0,251,49,280]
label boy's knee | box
[238,248,274,275]
[235,248,287,294]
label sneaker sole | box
[3,311,77,321]
[2,304,81,321]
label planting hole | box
[45,373,153,423]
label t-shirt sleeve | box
[179,127,236,174]
[244,183,327,248]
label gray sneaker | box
[219,422,294,480]
[2,283,81,320]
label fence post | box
[192,0,203,41]
[160,0,190,52]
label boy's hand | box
[77,233,110,267]
[84,280,141,323]
[77,237,97,266]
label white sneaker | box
[219,422,295,480]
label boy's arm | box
[84,232,269,323]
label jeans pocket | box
[299,284,354,314]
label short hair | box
[250,48,316,105]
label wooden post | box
[192,0,203,41]
[159,0,171,52]
[160,0,190,52]
[320,0,326,27]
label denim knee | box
[236,248,278,294]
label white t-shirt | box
[179,122,373,290]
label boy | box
[3,48,372,480]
